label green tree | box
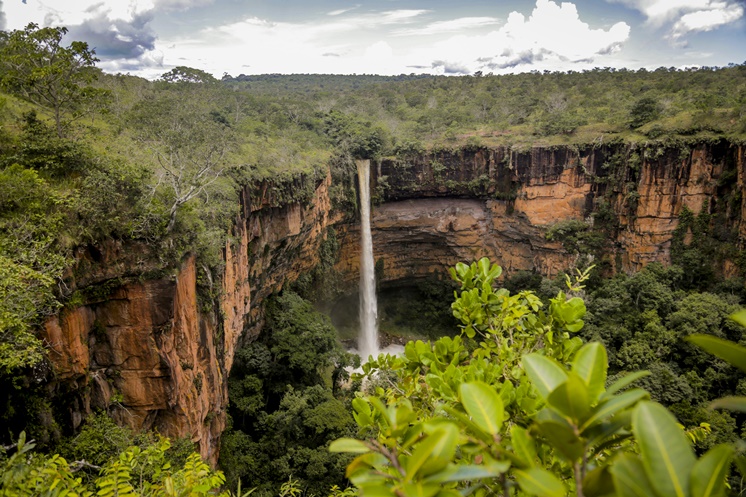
[0,432,228,497]
[159,66,219,85]
[127,90,236,232]
[0,23,107,137]
[629,96,662,129]
[332,259,737,497]
[221,292,358,494]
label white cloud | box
[671,3,744,39]
[395,17,502,36]
[610,0,743,40]
[327,6,360,16]
[420,0,630,74]
[379,10,429,24]
[154,0,215,11]
[141,0,631,77]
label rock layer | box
[40,141,746,461]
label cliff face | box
[334,142,745,285]
[39,140,746,460]
[40,173,336,463]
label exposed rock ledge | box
[39,141,746,462]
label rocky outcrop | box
[41,173,337,464]
[335,198,575,284]
[345,141,745,281]
[39,140,746,463]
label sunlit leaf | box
[729,309,746,328]
[424,462,509,483]
[514,468,565,497]
[632,401,695,497]
[690,444,733,497]
[459,382,503,436]
[602,371,651,399]
[547,373,590,423]
[523,354,568,399]
[610,454,657,497]
[686,335,746,373]
[572,342,608,402]
[406,424,459,479]
[511,425,537,468]
[710,396,746,412]
[329,438,370,453]
[581,388,648,433]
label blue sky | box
[1,0,744,79]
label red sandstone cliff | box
[39,140,746,461]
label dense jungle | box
[2,22,746,497]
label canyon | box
[38,140,746,463]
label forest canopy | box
[1,22,746,497]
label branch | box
[70,460,103,472]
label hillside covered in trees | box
[2,23,746,497]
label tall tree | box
[0,23,106,137]
[128,90,236,232]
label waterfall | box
[357,159,378,362]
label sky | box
[0,0,744,79]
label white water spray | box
[357,159,378,361]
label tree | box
[127,91,236,232]
[159,66,219,85]
[0,23,107,137]
[629,96,661,129]
[0,432,229,496]
[332,259,737,497]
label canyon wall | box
[39,140,746,460]
[336,141,745,284]
[40,173,336,463]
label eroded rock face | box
[335,198,574,285]
[40,173,337,464]
[43,257,226,462]
[39,140,746,463]
[357,141,745,278]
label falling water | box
[357,159,378,362]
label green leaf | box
[406,424,459,479]
[443,406,493,445]
[710,396,746,412]
[581,388,648,433]
[421,424,460,476]
[434,490,461,497]
[346,453,389,479]
[424,463,509,483]
[572,342,608,402]
[729,309,746,328]
[547,373,590,423]
[602,371,651,399]
[686,335,746,373]
[535,418,584,462]
[400,482,441,497]
[690,444,733,497]
[368,397,392,427]
[459,382,503,436]
[514,468,565,497]
[510,425,537,468]
[523,354,568,399]
[357,483,398,497]
[582,465,615,497]
[329,438,370,453]
[610,454,657,497]
[632,401,696,497]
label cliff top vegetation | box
[1,22,745,380]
